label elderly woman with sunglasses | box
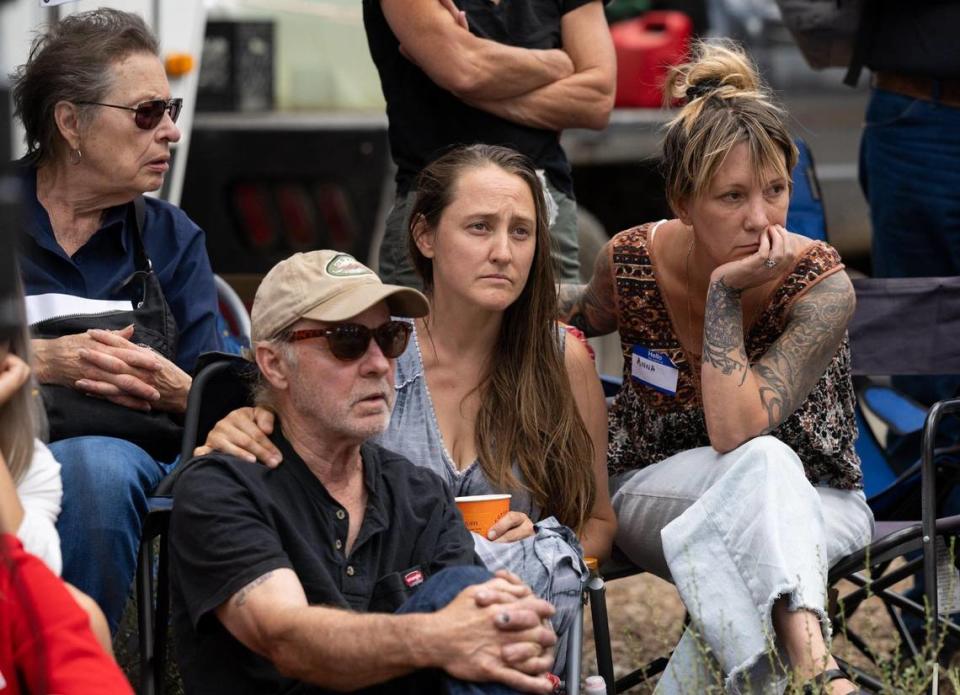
[9,9,220,631]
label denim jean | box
[50,435,176,631]
[860,87,960,409]
[365,565,523,695]
[612,437,874,694]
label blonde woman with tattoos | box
[559,41,873,695]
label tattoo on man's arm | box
[233,571,275,607]
[702,277,748,385]
[754,273,855,430]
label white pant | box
[611,436,875,694]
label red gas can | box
[611,11,694,108]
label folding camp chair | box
[135,275,251,694]
[134,350,254,695]
[825,277,960,690]
[587,276,960,694]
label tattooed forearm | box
[233,571,275,607]
[556,247,617,337]
[702,277,748,384]
[754,272,855,430]
[558,283,588,324]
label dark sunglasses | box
[284,320,412,362]
[76,98,183,130]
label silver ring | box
[763,258,778,268]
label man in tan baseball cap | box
[250,250,429,342]
[170,250,557,695]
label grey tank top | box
[375,321,560,520]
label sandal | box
[800,668,867,694]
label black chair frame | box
[135,354,254,695]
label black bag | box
[775,0,872,85]
[775,0,862,70]
[29,197,183,461]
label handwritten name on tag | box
[631,346,679,396]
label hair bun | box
[685,79,723,102]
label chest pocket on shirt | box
[369,565,428,612]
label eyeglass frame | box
[279,320,413,362]
[75,98,183,130]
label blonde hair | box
[661,39,798,214]
[409,145,596,532]
[0,288,44,485]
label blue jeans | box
[374,565,523,695]
[860,87,960,413]
[51,436,176,632]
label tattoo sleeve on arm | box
[702,278,748,385]
[233,571,275,607]
[557,244,617,337]
[754,272,856,430]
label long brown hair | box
[408,144,595,532]
[661,39,798,215]
[0,280,43,485]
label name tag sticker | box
[631,345,679,396]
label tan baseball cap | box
[250,251,429,341]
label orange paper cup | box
[455,494,511,537]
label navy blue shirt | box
[18,168,220,372]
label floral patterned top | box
[607,223,863,490]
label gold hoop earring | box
[70,148,82,165]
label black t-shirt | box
[865,0,960,78]
[170,432,480,694]
[363,0,598,197]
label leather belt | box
[874,71,960,109]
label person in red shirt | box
[0,534,133,695]
[0,292,132,694]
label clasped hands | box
[441,568,558,693]
[33,325,191,414]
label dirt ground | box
[579,569,958,694]
[119,558,958,694]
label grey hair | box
[10,8,160,166]
[249,337,298,412]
